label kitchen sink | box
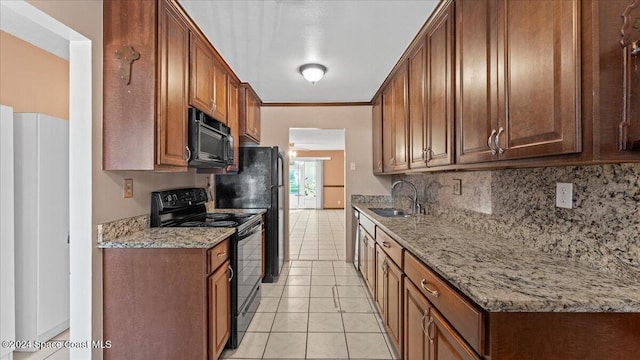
[369,208,411,218]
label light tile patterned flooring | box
[221,210,399,360]
[289,210,346,261]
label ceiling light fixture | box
[299,63,327,83]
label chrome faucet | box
[391,180,421,214]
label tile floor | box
[221,210,398,359]
[220,260,400,360]
[289,210,346,261]
[12,330,70,360]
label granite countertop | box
[98,227,236,249]
[353,202,640,313]
[97,208,266,249]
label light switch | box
[556,182,573,209]
[350,162,356,171]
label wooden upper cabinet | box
[212,59,228,123]
[227,78,240,172]
[382,84,395,172]
[425,1,454,167]
[189,32,215,118]
[372,95,384,174]
[409,39,428,170]
[496,0,580,160]
[382,64,410,172]
[103,0,189,171]
[456,0,499,165]
[189,32,228,124]
[457,0,580,164]
[393,65,410,171]
[239,83,261,144]
[158,0,189,167]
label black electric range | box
[150,188,263,349]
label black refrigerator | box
[215,146,285,283]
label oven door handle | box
[237,223,262,240]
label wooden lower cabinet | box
[209,259,231,359]
[103,239,231,360]
[375,244,404,354]
[404,279,478,360]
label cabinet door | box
[189,33,214,117]
[386,258,403,354]
[209,260,231,360]
[426,2,454,167]
[212,59,228,123]
[227,78,240,172]
[382,85,395,172]
[456,0,499,164]
[404,280,432,360]
[431,309,480,360]
[157,0,189,167]
[375,245,386,316]
[372,96,384,174]
[496,0,580,160]
[409,40,428,169]
[392,65,410,171]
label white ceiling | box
[289,128,345,150]
[178,0,438,103]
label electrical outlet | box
[556,182,573,209]
[123,178,133,198]
[350,162,356,171]
[452,179,462,195]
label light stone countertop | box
[97,227,236,249]
[353,202,640,313]
[97,208,266,249]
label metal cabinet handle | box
[212,103,217,113]
[382,260,388,274]
[420,308,430,335]
[382,241,391,248]
[420,279,440,297]
[216,251,227,258]
[424,147,432,162]
[495,127,505,154]
[228,265,234,282]
[426,316,435,342]
[210,98,214,111]
[377,160,382,170]
[185,146,191,161]
[488,129,497,155]
[389,157,395,165]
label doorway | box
[289,159,323,209]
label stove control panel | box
[151,188,208,209]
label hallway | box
[289,210,346,261]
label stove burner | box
[207,213,231,220]
[206,220,238,228]
[233,213,255,218]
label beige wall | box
[25,2,208,357]
[261,106,391,263]
[0,31,69,120]
[296,150,345,208]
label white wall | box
[260,106,391,262]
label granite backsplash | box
[389,163,640,279]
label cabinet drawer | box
[360,214,375,237]
[404,251,483,354]
[375,228,403,267]
[207,238,230,274]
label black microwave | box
[188,108,234,168]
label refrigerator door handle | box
[277,153,285,186]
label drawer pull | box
[216,251,227,258]
[228,264,234,282]
[420,279,440,298]
[382,242,391,248]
